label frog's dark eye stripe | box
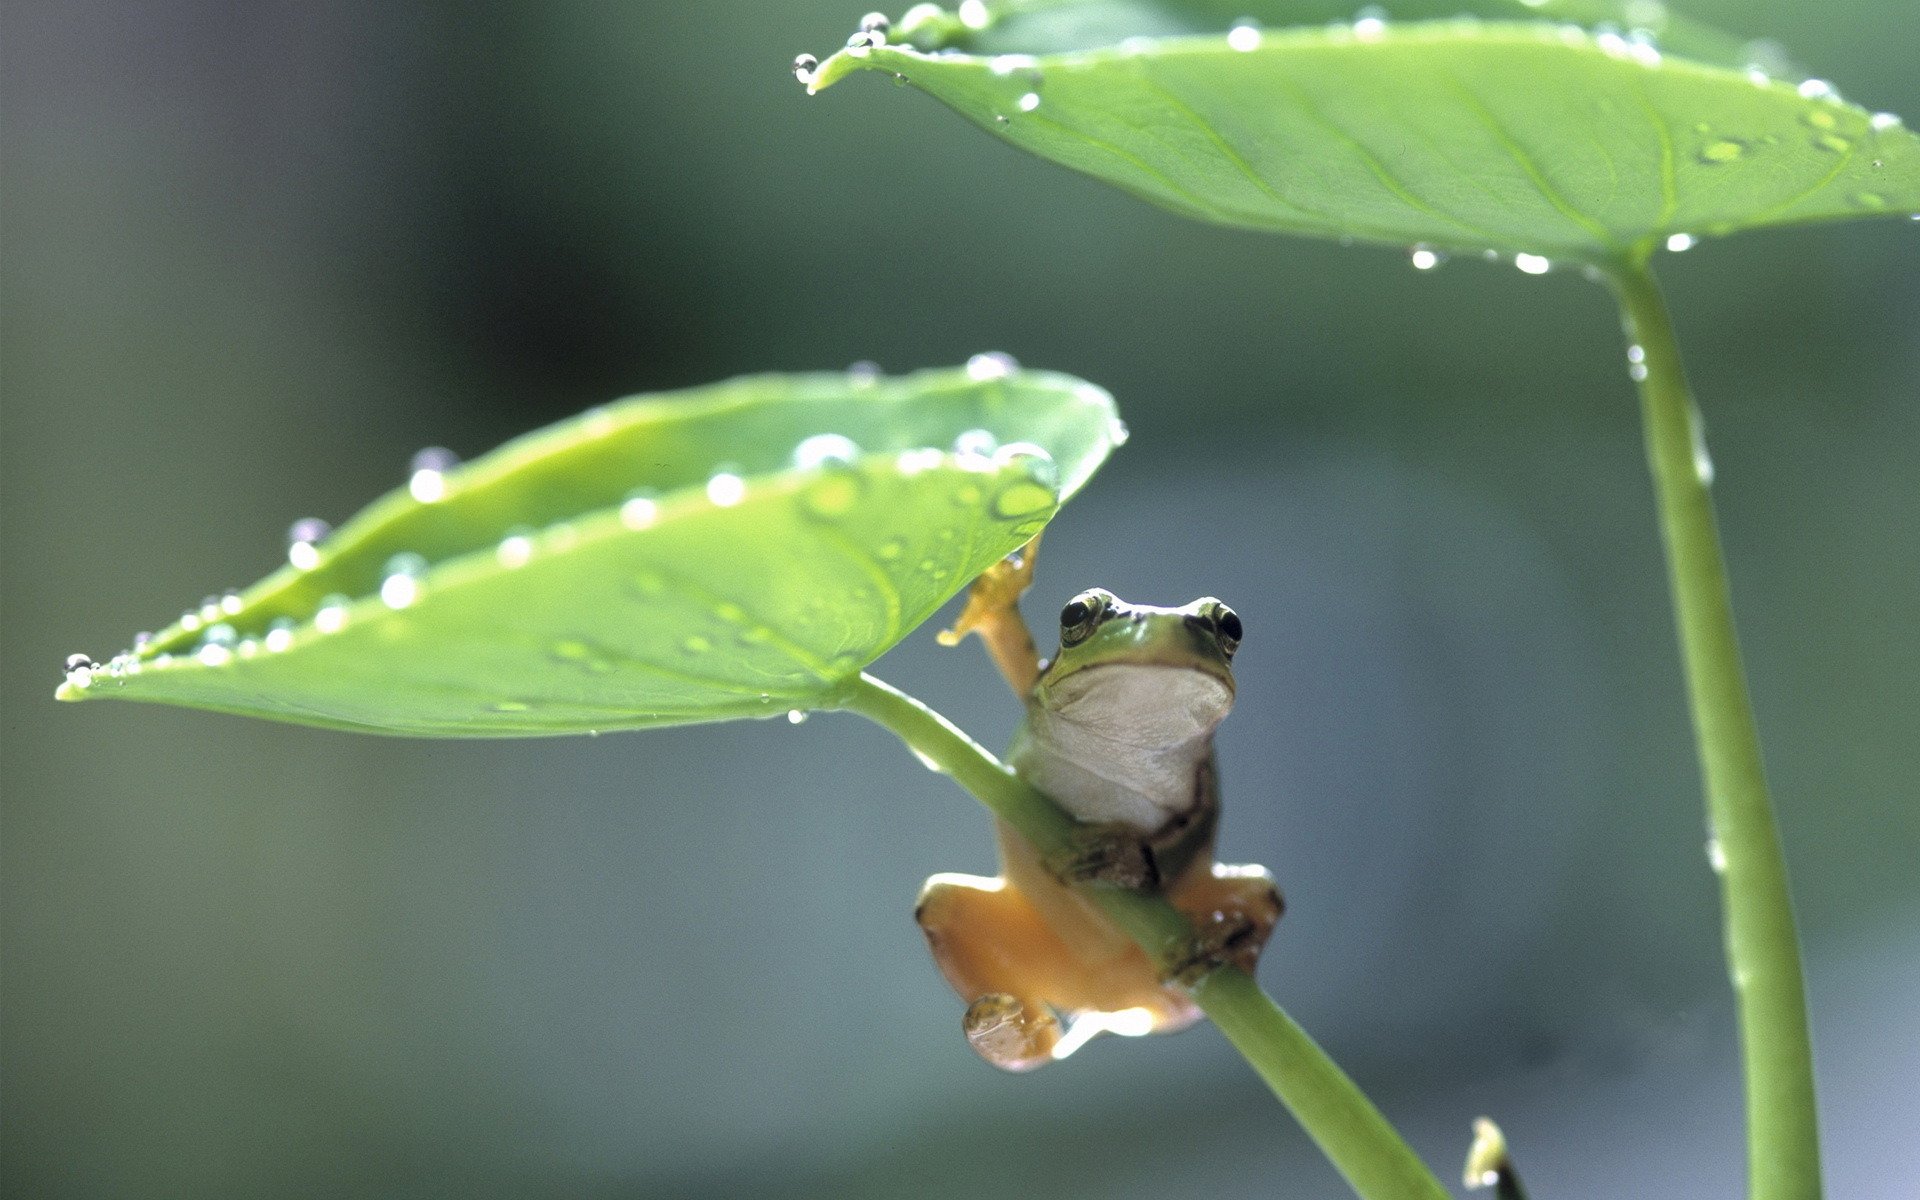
[1059,589,1111,647]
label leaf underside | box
[61,366,1122,736]
[811,12,1920,259]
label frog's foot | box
[1165,863,1284,985]
[937,534,1042,695]
[961,993,1060,1073]
[916,872,1069,1071]
[1044,821,1159,891]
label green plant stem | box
[833,671,1448,1200]
[1605,256,1821,1200]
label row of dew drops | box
[62,354,1096,692]
[796,3,1915,264]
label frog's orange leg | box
[916,870,1198,1070]
[1165,863,1285,983]
[937,534,1043,696]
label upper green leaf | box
[59,363,1123,736]
[807,4,1920,259]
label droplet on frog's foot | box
[962,993,1060,1072]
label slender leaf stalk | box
[832,671,1448,1200]
[1605,257,1821,1200]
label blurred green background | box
[4,2,1916,1196]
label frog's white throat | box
[1010,663,1232,833]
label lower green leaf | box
[59,363,1124,736]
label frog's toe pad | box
[963,993,1061,1073]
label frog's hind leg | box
[1165,863,1285,983]
[938,534,1043,695]
[915,872,1068,1071]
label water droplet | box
[801,465,866,520]
[202,622,237,647]
[1698,139,1746,164]
[1813,132,1852,154]
[846,360,881,385]
[682,635,712,654]
[1869,112,1904,132]
[620,491,660,529]
[265,618,296,652]
[992,479,1056,521]
[409,447,458,503]
[1691,416,1714,485]
[218,590,243,616]
[787,709,810,725]
[793,54,818,84]
[860,11,889,34]
[1513,253,1551,275]
[132,631,155,650]
[957,0,989,31]
[991,441,1059,489]
[179,611,204,634]
[990,54,1040,77]
[994,114,1009,126]
[286,517,330,570]
[1629,361,1649,382]
[895,447,944,476]
[1408,245,1445,270]
[794,433,861,470]
[1352,7,1386,41]
[380,553,428,609]
[497,528,535,568]
[846,31,879,54]
[314,591,349,633]
[1707,837,1728,873]
[1797,78,1836,101]
[1665,233,1697,252]
[966,351,1018,381]
[1227,23,1261,51]
[953,428,998,465]
[1851,192,1888,210]
[1017,91,1041,113]
[706,470,747,507]
[197,643,233,667]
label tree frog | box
[918,540,1283,1071]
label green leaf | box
[808,5,1920,259]
[59,363,1123,736]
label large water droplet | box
[957,0,989,31]
[202,622,238,648]
[1513,253,1552,275]
[787,709,810,725]
[1408,245,1446,270]
[497,528,535,568]
[265,618,296,653]
[794,433,861,471]
[706,469,747,507]
[380,552,428,609]
[409,447,458,503]
[620,491,660,530]
[1227,23,1261,51]
[286,517,330,570]
[846,360,881,386]
[1797,78,1837,101]
[1698,139,1747,164]
[793,53,818,85]
[953,428,998,467]
[1665,233,1697,252]
[966,351,1018,381]
[1352,7,1386,41]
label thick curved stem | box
[1605,257,1821,1200]
[832,671,1448,1200]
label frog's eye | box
[1207,602,1243,656]
[1059,590,1111,647]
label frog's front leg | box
[938,534,1042,695]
